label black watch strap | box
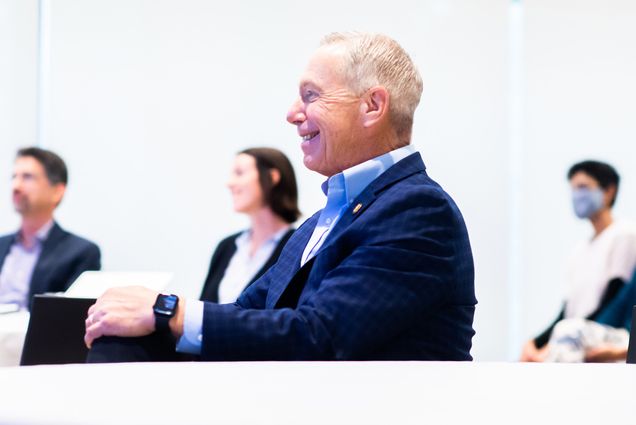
[153,293,179,333]
[154,313,172,333]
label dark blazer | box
[0,222,101,309]
[199,229,295,302]
[200,153,476,361]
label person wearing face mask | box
[199,147,300,304]
[520,160,636,362]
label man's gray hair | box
[321,32,423,144]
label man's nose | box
[286,98,305,125]
[11,176,22,191]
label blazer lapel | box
[29,222,65,297]
[267,153,426,308]
[312,152,426,258]
[0,235,15,272]
[266,212,319,308]
[274,256,317,308]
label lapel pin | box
[352,203,362,214]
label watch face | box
[154,294,178,316]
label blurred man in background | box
[0,147,101,310]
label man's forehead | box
[14,157,45,174]
[298,47,348,89]
[570,172,597,183]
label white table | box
[0,311,29,366]
[0,361,634,424]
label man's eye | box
[302,90,318,102]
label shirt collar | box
[236,225,291,248]
[15,219,55,245]
[321,144,416,204]
[35,220,55,241]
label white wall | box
[520,0,636,347]
[1,0,634,361]
[0,0,38,230]
[40,0,511,362]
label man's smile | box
[301,131,320,142]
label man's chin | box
[304,158,334,177]
[13,204,29,215]
[303,156,319,171]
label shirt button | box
[326,218,332,224]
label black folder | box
[20,295,95,366]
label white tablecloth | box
[0,311,29,366]
[0,361,634,424]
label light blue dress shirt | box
[176,145,416,355]
[0,220,54,309]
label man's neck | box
[20,214,54,247]
[590,209,613,237]
[335,132,405,175]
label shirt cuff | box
[175,299,203,355]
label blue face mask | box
[572,188,604,219]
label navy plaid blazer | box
[201,152,476,360]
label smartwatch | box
[153,293,179,333]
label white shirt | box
[565,220,636,318]
[217,227,290,304]
[0,221,54,309]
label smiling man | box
[85,32,476,362]
[0,147,101,310]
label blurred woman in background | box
[200,147,300,303]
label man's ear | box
[52,183,66,207]
[605,184,617,208]
[360,86,389,129]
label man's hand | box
[84,286,158,349]
[585,344,628,363]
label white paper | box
[64,271,173,299]
[0,303,20,315]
